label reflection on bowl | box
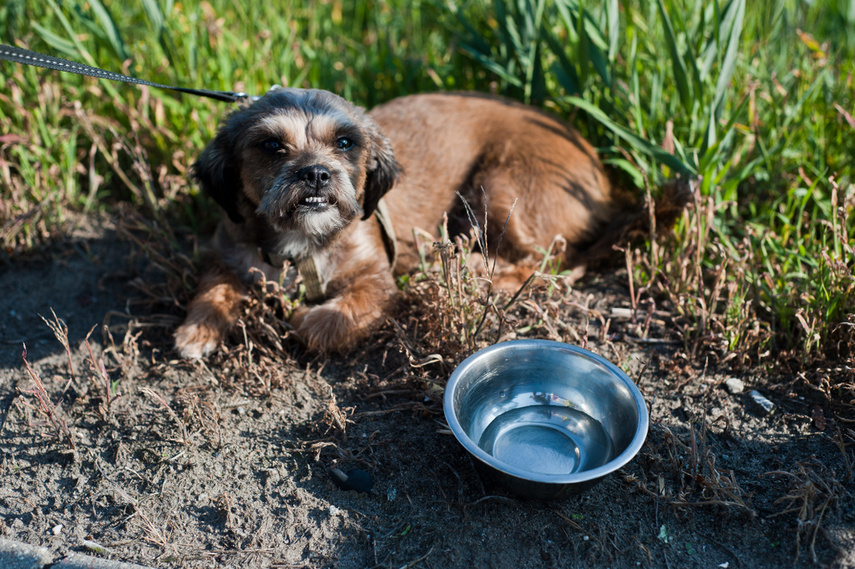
[444,339,648,499]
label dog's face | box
[194,88,399,244]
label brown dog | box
[175,89,623,358]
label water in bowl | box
[478,405,615,475]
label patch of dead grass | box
[630,418,754,518]
[765,458,852,565]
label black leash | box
[0,43,251,103]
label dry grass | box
[139,387,190,447]
[39,308,75,380]
[83,326,120,419]
[629,419,754,518]
[395,220,591,374]
[19,344,75,451]
[765,458,851,564]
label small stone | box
[330,468,374,493]
[51,523,63,535]
[749,390,775,414]
[82,538,108,554]
[264,469,281,488]
[724,377,744,394]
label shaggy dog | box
[174,88,638,358]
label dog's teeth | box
[302,196,328,205]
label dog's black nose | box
[299,165,331,188]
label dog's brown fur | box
[175,89,628,358]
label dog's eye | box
[261,139,284,153]
[335,137,354,150]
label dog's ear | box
[361,125,400,220]
[192,130,244,224]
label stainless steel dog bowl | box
[444,340,648,499]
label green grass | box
[1,0,853,374]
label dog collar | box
[296,256,326,303]
[261,198,397,304]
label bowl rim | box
[443,339,649,484]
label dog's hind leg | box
[175,265,246,359]
[470,160,609,290]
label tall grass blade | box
[606,0,619,62]
[31,23,78,56]
[578,6,611,85]
[523,0,547,104]
[142,0,164,38]
[544,30,580,94]
[561,95,695,175]
[86,0,128,61]
[554,0,587,90]
[45,0,95,65]
[656,0,692,111]
[40,0,120,99]
[712,0,745,114]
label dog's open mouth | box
[289,195,337,214]
[301,196,330,208]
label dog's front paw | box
[175,322,223,359]
[292,301,364,353]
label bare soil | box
[1,215,853,569]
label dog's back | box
[370,93,615,281]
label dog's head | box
[193,88,399,243]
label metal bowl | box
[444,340,648,499]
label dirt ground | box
[1,215,853,569]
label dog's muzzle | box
[295,165,333,210]
[295,164,335,212]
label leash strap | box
[296,257,327,304]
[0,44,249,103]
[374,198,398,270]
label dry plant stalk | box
[83,326,120,419]
[400,220,580,371]
[139,387,189,446]
[424,195,542,357]
[20,344,75,450]
[629,180,768,365]
[40,308,75,380]
[322,384,352,439]
[764,460,845,565]
[642,421,752,515]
